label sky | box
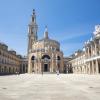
[0,0,100,57]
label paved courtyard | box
[0,74,100,100]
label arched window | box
[9,67,11,73]
[31,56,35,72]
[0,66,1,73]
[0,51,1,55]
[42,55,50,59]
[31,56,35,60]
[4,66,7,73]
[57,56,61,60]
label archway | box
[42,55,50,59]
[31,56,35,60]
[57,56,61,71]
[9,67,11,74]
[31,55,35,72]
[42,55,50,72]
[44,64,48,72]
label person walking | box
[56,70,59,75]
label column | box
[39,61,41,73]
[88,62,91,74]
[28,58,32,74]
[92,61,94,74]
[85,65,87,74]
[87,47,90,58]
[96,59,99,74]
[94,42,97,56]
[41,61,43,74]
[52,59,54,72]
[91,44,93,57]
[51,53,54,72]
[86,64,89,74]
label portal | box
[44,64,48,72]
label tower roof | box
[30,9,36,24]
[33,9,35,15]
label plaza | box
[0,74,100,100]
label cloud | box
[50,30,91,42]
[61,42,83,57]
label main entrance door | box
[42,55,50,72]
[44,64,48,72]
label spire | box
[31,9,36,23]
[44,26,49,39]
[28,9,38,54]
[33,9,35,15]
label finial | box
[33,9,35,15]
[45,25,48,32]
[44,25,49,39]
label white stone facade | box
[70,25,100,74]
[28,10,64,74]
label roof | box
[38,38,60,46]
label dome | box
[31,26,60,53]
[39,38,60,46]
[38,26,60,46]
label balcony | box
[85,54,100,62]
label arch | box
[0,66,1,72]
[23,65,25,73]
[13,68,15,73]
[16,68,17,72]
[57,56,61,60]
[9,67,11,73]
[4,66,7,73]
[42,55,50,59]
[31,55,35,60]
[41,55,51,72]
[31,55,35,73]
[56,56,61,72]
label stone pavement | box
[0,74,100,100]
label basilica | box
[28,10,64,73]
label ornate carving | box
[93,25,100,35]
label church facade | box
[28,10,64,73]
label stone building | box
[20,56,28,74]
[63,57,73,73]
[85,25,100,74]
[69,25,100,74]
[28,10,64,74]
[69,50,86,74]
[0,43,21,75]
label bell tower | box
[28,9,38,54]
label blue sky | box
[0,0,100,56]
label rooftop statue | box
[93,25,100,35]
